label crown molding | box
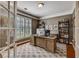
[17,9,40,20]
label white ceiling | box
[17,1,75,19]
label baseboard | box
[9,40,30,49]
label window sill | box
[15,36,31,43]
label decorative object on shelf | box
[39,21,45,28]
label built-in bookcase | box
[58,19,70,44]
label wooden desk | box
[31,35,57,53]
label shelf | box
[60,37,69,39]
[59,27,69,28]
[59,21,69,23]
[59,31,68,33]
[58,41,69,44]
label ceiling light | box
[38,3,44,8]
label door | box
[40,38,46,49]
[0,1,17,58]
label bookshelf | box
[58,19,69,44]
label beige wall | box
[42,14,72,34]
[75,1,79,58]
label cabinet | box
[36,37,41,47]
[36,37,46,49]
[42,39,47,49]
[47,39,56,52]
[30,36,35,45]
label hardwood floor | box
[67,44,75,58]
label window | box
[15,15,32,40]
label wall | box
[75,1,79,58]
[71,10,75,46]
[42,14,72,34]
